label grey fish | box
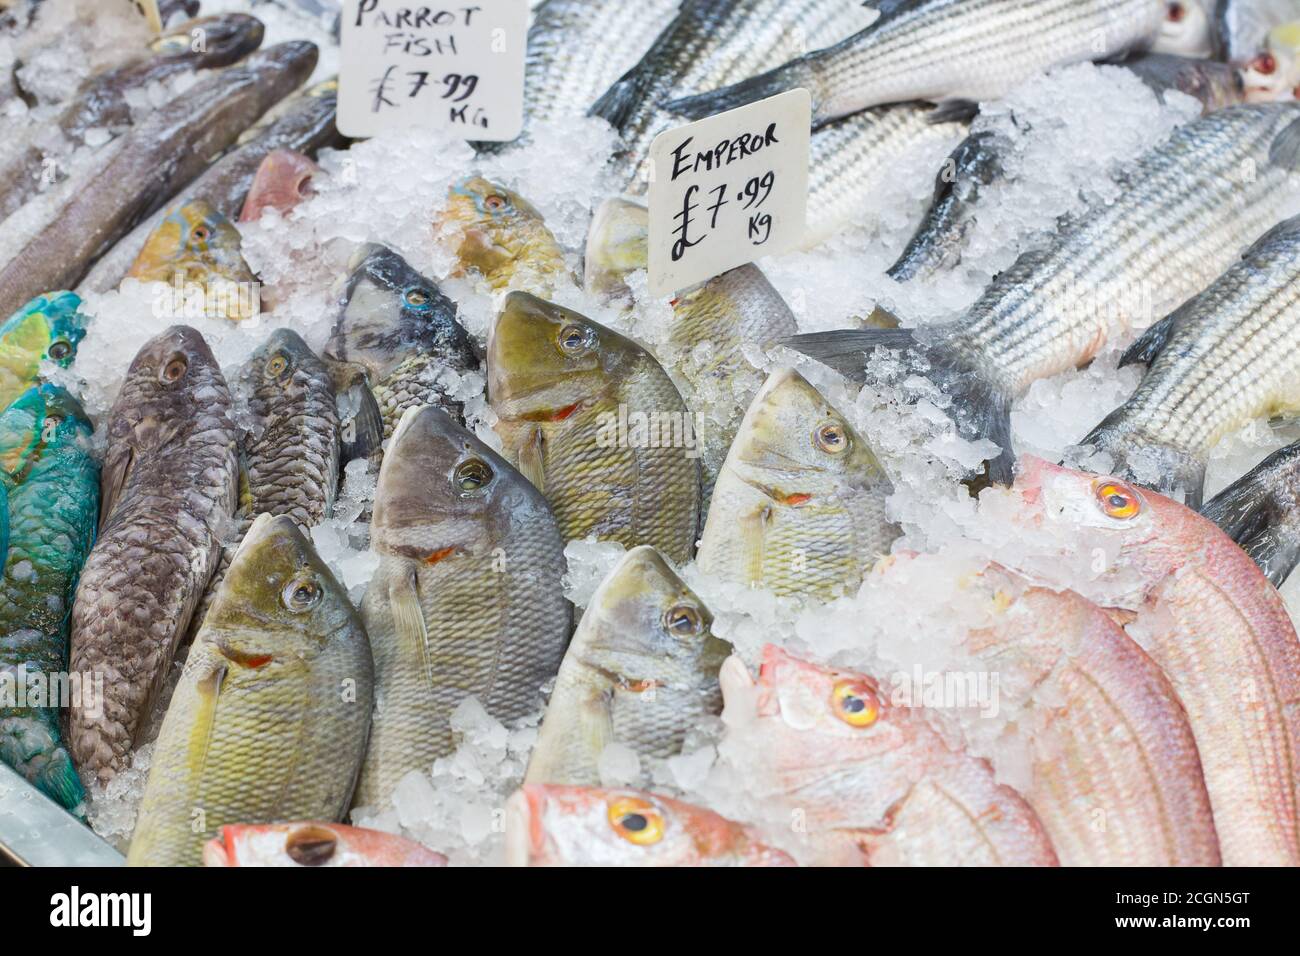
[1079,214,1300,507]
[592,0,874,188]
[353,405,571,809]
[68,326,239,782]
[0,40,319,318]
[325,243,480,461]
[525,546,728,787]
[1121,51,1247,111]
[0,13,266,221]
[667,0,1168,127]
[787,103,1300,484]
[1203,439,1300,586]
[78,75,341,296]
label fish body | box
[0,385,97,811]
[719,645,1059,865]
[0,290,86,409]
[127,515,373,867]
[505,784,795,866]
[699,369,897,599]
[488,292,700,563]
[526,546,728,786]
[1202,439,1300,586]
[788,103,1300,483]
[79,77,340,296]
[354,406,571,809]
[238,149,320,222]
[1010,456,1300,865]
[1079,214,1300,507]
[666,0,1167,128]
[203,822,446,867]
[69,326,239,782]
[0,40,320,317]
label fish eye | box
[484,193,509,212]
[607,797,665,846]
[1253,52,1278,75]
[282,576,321,612]
[266,353,290,378]
[1093,479,1143,520]
[831,679,880,728]
[285,826,339,866]
[192,224,211,243]
[160,355,188,384]
[46,338,72,362]
[41,416,60,442]
[814,421,850,454]
[404,288,431,308]
[1166,1,1184,22]
[663,604,703,636]
[557,324,594,356]
[454,458,494,495]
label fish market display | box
[0,385,97,811]
[488,292,700,563]
[354,406,571,809]
[203,822,447,867]
[526,546,729,786]
[1078,213,1300,506]
[7,0,1300,873]
[127,515,372,867]
[505,785,795,866]
[69,326,238,782]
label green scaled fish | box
[0,384,98,812]
[0,291,88,411]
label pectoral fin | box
[389,569,432,686]
[515,425,546,493]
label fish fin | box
[781,327,1016,484]
[1118,314,1176,368]
[98,443,134,529]
[515,424,546,493]
[1202,448,1300,587]
[337,377,385,463]
[740,507,770,587]
[187,662,227,782]
[1268,116,1300,171]
[927,98,980,125]
[859,305,901,329]
[388,569,433,685]
[664,57,818,123]
[588,65,655,133]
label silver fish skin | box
[353,405,572,809]
[592,0,874,188]
[79,77,341,296]
[1203,438,1300,586]
[0,41,319,317]
[69,326,240,782]
[667,0,1167,127]
[1120,51,1247,112]
[788,103,1300,484]
[1080,214,1300,507]
[525,546,728,787]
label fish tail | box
[781,327,1016,485]
[664,58,818,123]
[1202,445,1300,588]
[1077,413,1207,509]
[0,718,87,813]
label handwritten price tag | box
[646,90,810,298]
[339,1,528,141]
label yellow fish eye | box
[607,797,665,846]
[160,355,188,384]
[1093,479,1142,520]
[266,354,289,377]
[831,679,880,728]
[281,576,321,612]
[483,193,509,212]
[814,421,850,454]
[405,289,430,307]
[557,324,593,356]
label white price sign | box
[339,1,528,141]
[646,89,811,298]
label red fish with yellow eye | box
[1002,456,1300,866]
[504,785,796,867]
[716,645,1059,867]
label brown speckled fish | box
[69,326,239,782]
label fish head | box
[0,292,88,401]
[240,149,321,224]
[372,405,540,558]
[114,325,224,439]
[0,383,93,481]
[578,546,729,693]
[1156,1,1214,58]
[205,514,358,665]
[504,785,794,866]
[488,292,631,420]
[1242,22,1300,102]
[203,823,447,867]
[1127,54,1247,113]
[582,197,648,302]
[724,368,890,501]
[245,327,330,420]
[149,13,266,67]
[128,199,252,288]
[436,176,565,289]
[327,244,462,381]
